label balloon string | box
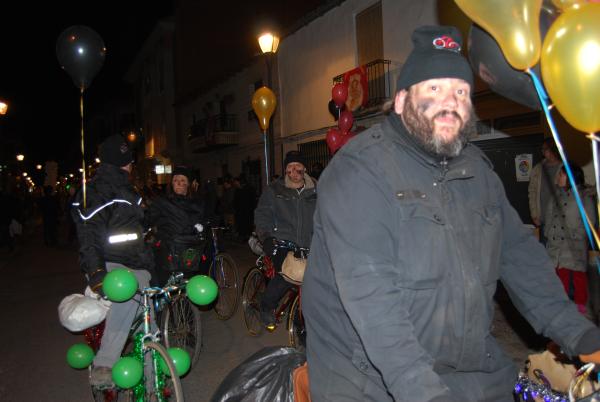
[527,69,597,251]
[263,131,270,184]
[80,88,87,209]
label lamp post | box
[258,32,279,181]
[0,101,8,116]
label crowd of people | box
[60,24,600,401]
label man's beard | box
[402,95,477,158]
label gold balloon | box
[455,0,543,70]
[252,86,277,131]
[551,0,587,10]
[541,3,600,133]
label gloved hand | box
[262,237,277,256]
[88,269,106,298]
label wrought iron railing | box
[189,114,238,140]
[333,59,392,110]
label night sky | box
[0,1,331,176]
[0,1,173,173]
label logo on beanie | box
[120,143,129,154]
[432,36,460,52]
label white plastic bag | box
[58,287,111,332]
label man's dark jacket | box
[302,114,600,402]
[72,164,154,284]
[254,175,316,248]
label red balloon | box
[331,83,348,108]
[338,110,354,134]
[326,128,343,155]
[341,132,357,147]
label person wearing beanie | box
[146,165,205,286]
[302,25,600,402]
[71,134,155,388]
[254,150,317,329]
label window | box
[356,2,383,65]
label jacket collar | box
[284,173,315,190]
[96,164,131,185]
[386,113,477,180]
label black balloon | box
[56,26,106,90]
[468,24,542,110]
[328,99,345,121]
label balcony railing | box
[188,114,239,153]
[333,59,392,115]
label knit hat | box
[397,25,474,91]
[99,135,133,167]
[284,151,307,169]
[172,165,191,181]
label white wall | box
[277,0,437,138]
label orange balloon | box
[541,3,600,133]
[455,0,543,70]
[252,86,277,131]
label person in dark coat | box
[254,151,317,328]
[302,25,600,402]
[38,185,60,246]
[146,166,205,285]
[72,134,155,388]
[233,176,256,241]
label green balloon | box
[186,275,218,305]
[66,343,95,369]
[103,269,138,302]
[112,357,143,389]
[159,348,191,377]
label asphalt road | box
[0,223,288,402]
[0,220,542,402]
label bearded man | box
[302,25,600,402]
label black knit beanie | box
[397,25,474,91]
[99,135,133,167]
[284,151,307,169]
[172,165,191,181]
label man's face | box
[394,78,475,157]
[286,162,305,184]
[172,175,189,195]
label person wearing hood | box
[146,165,206,285]
[71,134,155,388]
[254,150,317,328]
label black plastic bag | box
[210,346,306,402]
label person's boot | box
[260,310,276,332]
[90,365,114,388]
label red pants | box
[556,267,588,308]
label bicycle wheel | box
[287,294,306,350]
[209,253,240,320]
[161,294,203,367]
[145,341,184,402]
[242,267,267,336]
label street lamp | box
[257,32,279,181]
[16,154,24,161]
[0,101,7,115]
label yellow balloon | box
[551,0,587,11]
[252,86,277,132]
[541,3,600,133]
[454,0,543,70]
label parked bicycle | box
[206,224,240,320]
[241,239,307,349]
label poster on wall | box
[343,66,369,112]
[515,154,532,182]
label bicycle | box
[159,273,203,368]
[241,239,307,349]
[206,224,240,320]
[86,274,206,402]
